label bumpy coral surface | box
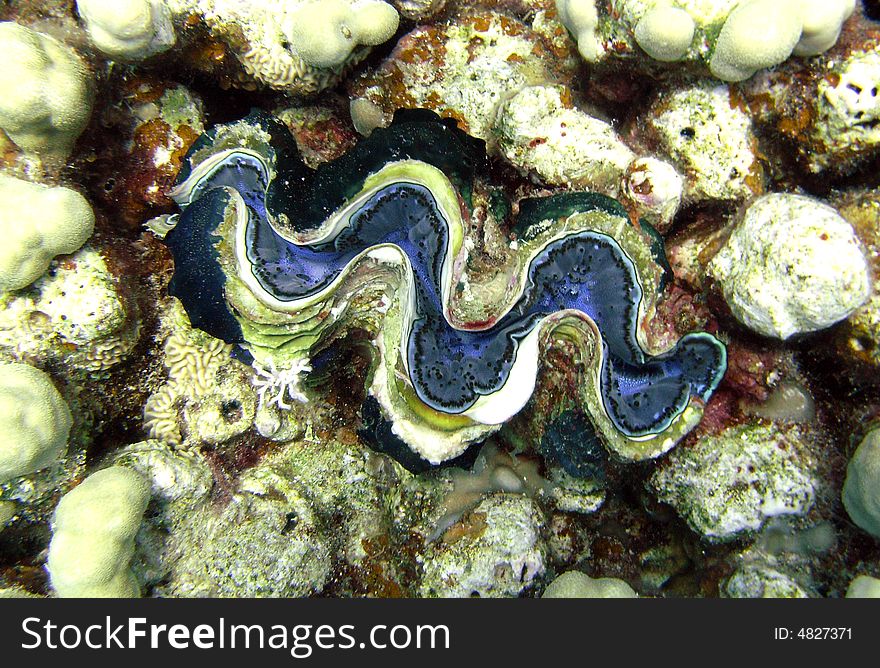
[0,21,93,161]
[0,0,879,602]
[165,0,399,95]
[0,362,71,483]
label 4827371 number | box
[774,628,852,640]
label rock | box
[420,494,546,597]
[650,422,817,542]
[724,564,813,598]
[709,193,871,339]
[494,84,635,194]
[642,83,762,203]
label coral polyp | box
[164,109,726,464]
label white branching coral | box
[252,358,312,411]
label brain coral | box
[163,109,726,465]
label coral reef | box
[557,0,856,83]
[542,570,638,598]
[0,246,141,371]
[846,574,880,597]
[76,0,176,61]
[47,466,150,597]
[143,304,254,448]
[842,425,880,537]
[650,422,819,542]
[0,175,95,292]
[0,0,877,602]
[164,0,399,95]
[639,83,763,204]
[419,494,547,597]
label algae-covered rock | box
[643,83,762,203]
[0,246,139,371]
[650,422,817,541]
[420,493,546,597]
[724,564,813,598]
[811,49,880,173]
[158,468,332,598]
[494,84,634,193]
[710,193,870,339]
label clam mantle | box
[162,109,726,464]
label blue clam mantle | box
[165,109,726,464]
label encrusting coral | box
[164,0,399,95]
[144,304,255,448]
